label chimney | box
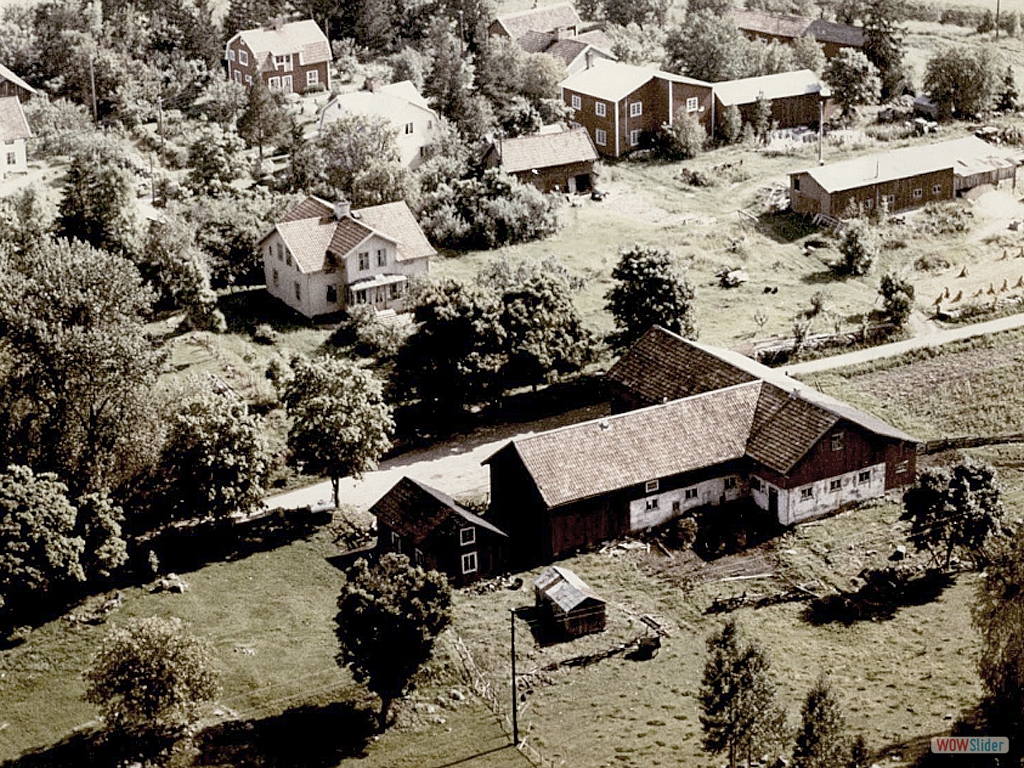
[585,49,594,70]
[554,26,573,40]
[333,200,351,219]
[363,77,378,93]
[272,16,284,31]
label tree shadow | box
[218,287,333,335]
[0,728,175,768]
[692,500,784,560]
[803,568,956,626]
[196,702,377,767]
[758,211,821,244]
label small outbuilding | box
[483,126,599,193]
[534,566,606,638]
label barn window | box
[793,177,800,190]
[326,285,337,303]
[414,548,424,566]
[629,101,642,117]
[629,129,641,146]
[913,188,923,199]
[686,96,698,112]
[571,94,581,110]
[831,432,844,451]
[459,526,476,546]
[896,461,909,474]
[595,101,606,117]
[461,551,478,574]
[829,479,842,492]
[859,470,871,483]
[684,487,698,500]
[390,530,401,549]
[883,194,895,208]
[932,184,942,195]
[724,477,737,489]
[645,498,659,511]
[595,129,607,146]
[645,479,659,493]
[672,500,680,513]
[294,282,301,300]
[800,488,814,500]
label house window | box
[645,479,659,493]
[276,243,283,261]
[275,54,292,71]
[6,152,14,166]
[354,290,367,304]
[686,96,698,112]
[461,551,478,574]
[895,461,909,474]
[595,101,606,117]
[863,198,873,210]
[571,94,581,110]
[229,49,236,61]
[404,122,414,134]
[376,249,387,266]
[859,470,871,483]
[326,285,337,303]
[358,252,370,270]
[390,530,401,548]
[629,129,641,146]
[233,71,242,83]
[829,479,842,492]
[595,129,607,146]
[684,487,698,500]
[460,526,476,546]
[672,500,680,513]
[913,188,923,199]
[238,49,248,66]
[245,75,252,85]
[414,548,424,566]
[724,477,737,489]
[883,194,895,208]
[268,76,281,90]
[800,488,814,500]
[272,268,279,286]
[629,101,642,117]
[645,498,659,511]
[390,282,402,298]
[294,282,301,300]
[932,184,942,195]
[307,70,319,86]
[831,432,844,451]
[793,178,801,191]
[285,252,292,267]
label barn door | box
[768,488,778,519]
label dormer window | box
[460,526,476,546]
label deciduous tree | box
[878,272,914,328]
[793,675,849,768]
[605,244,697,349]
[836,219,878,275]
[335,554,452,730]
[664,11,750,82]
[283,357,394,507]
[824,49,881,120]
[924,46,998,120]
[237,79,290,160]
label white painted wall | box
[1,137,27,177]
[785,462,887,525]
[629,475,743,531]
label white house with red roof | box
[259,196,435,318]
[0,96,31,178]
[225,18,331,94]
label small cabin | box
[534,566,606,638]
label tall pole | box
[157,96,165,167]
[88,56,98,122]
[510,609,519,745]
[818,98,824,165]
[995,0,1000,39]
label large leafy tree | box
[862,0,908,99]
[237,79,290,160]
[395,277,506,415]
[0,239,163,495]
[605,244,697,349]
[160,393,271,523]
[701,620,787,768]
[56,137,140,257]
[664,11,750,82]
[793,675,849,768]
[902,460,1003,569]
[84,617,221,740]
[336,554,452,730]
[0,465,85,619]
[924,46,998,121]
[824,50,881,120]
[314,113,407,206]
[283,357,394,508]
[186,125,248,196]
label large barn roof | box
[492,127,598,174]
[492,3,582,39]
[713,69,827,107]
[730,9,864,47]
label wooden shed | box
[534,566,606,638]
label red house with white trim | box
[225,18,331,94]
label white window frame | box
[268,76,281,91]
[629,129,641,146]
[800,487,814,501]
[229,48,236,62]
[238,49,248,66]
[913,188,923,199]
[645,479,659,493]
[932,184,942,195]
[281,74,293,92]
[686,96,698,112]
[684,487,698,500]
[595,101,606,117]
[594,128,607,146]
[245,75,252,85]
[829,479,842,492]
[358,252,370,270]
[461,551,478,574]
[306,70,319,86]
[629,101,642,117]
[233,70,242,83]
[859,470,871,484]
[831,432,844,451]
[883,194,895,208]
[570,93,581,110]
[459,526,476,546]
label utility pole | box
[995,0,1001,39]
[157,96,165,167]
[818,98,824,165]
[88,56,98,122]
[510,609,519,746]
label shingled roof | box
[730,9,863,47]
[0,96,31,142]
[492,3,582,39]
[262,196,435,274]
[489,326,918,509]
[230,18,331,71]
[713,69,827,107]
[535,566,603,613]
[0,63,37,97]
[371,476,507,544]
[492,127,598,174]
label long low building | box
[713,69,833,134]
[790,136,1021,218]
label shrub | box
[835,219,878,276]
[252,323,278,344]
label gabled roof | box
[492,127,598,174]
[231,19,331,67]
[794,137,1020,193]
[730,9,863,47]
[370,476,507,545]
[492,3,581,39]
[318,80,436,134]
[0,63,37,97]
[575,29,614,51]
[561,59,711,102]
[713,69,827,107]
[262,196,435,274]
[0,96,31,142]
[806,18,864,47]
[535,565,603,613]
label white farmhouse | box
[0,96,31,178]
[259,196,434,319]
[317,80,439,169]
